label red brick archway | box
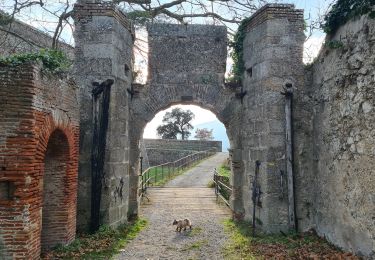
[0,111,79,259]
[35,112,79,256]
[41,129,71,251]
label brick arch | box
[0,110,79,259]
[34,112,79,254]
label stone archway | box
[127,99,243,218]
[73,2,304,235]
[126,23,246,219]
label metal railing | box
[213,169,232,207]
[139,149,217,200]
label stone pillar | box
[73,0,134,230]
[241,4,305,232]
[229,148,245,219]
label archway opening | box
[140,104,232,204]
[143,104,230,163]
[41,129,70,252]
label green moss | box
[0,49,71,73]
[323,0,375,35]
[325,40,344,49]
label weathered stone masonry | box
[0,63,79,259]
[73,1,134,231]
[295,14,375,257]
[241,4,305,232]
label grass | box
[42,218,147,259]
[181,239,208,251]
[187,227,203,237]
[222,219,359,260]
[207,180,215,188]
[218,163,231,178]
[222,219,256,260]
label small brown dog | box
[173,218,192,232]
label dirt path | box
[166,152,229,187]
[115,153,231,260]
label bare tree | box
[0,0,267,47]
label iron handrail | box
[139,149,217,200]
[213,169,232,207]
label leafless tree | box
[0,0,268,47]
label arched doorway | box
[128,98,243,219]
[41,129,70,252]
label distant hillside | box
[193,120,230,152]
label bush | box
[0,49,71,73]
[323,0,375,34]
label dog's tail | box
[184,218,192,228]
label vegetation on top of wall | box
[126,10,152,26]
[0,49,71,73]
[0,11,12,26]
[325,39,344,49]
[323,0,375,35]
[228,17,251,84]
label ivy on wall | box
[0,12,12,26]
[0,49,71,73]
[228,17,251,84]
[323,0,375,34]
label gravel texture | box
[115,153,231,260]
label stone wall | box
[144,139,222,152]
[0,63,79,259]
[241,4,305,231]
[143,139,222,166]
[73,1,134,230]
[295,14,375,257]
[145,149,194,166]
[0,17,74,58]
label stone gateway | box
[0,1,373,259]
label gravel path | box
[115,153,231,260]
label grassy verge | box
[218,163,230,178]
[42,218,147,260]
[222,219,359,260]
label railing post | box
[154,167,157,184]
[161,164,164,180]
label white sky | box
[144,105,219,138]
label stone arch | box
[128,95,243,218]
